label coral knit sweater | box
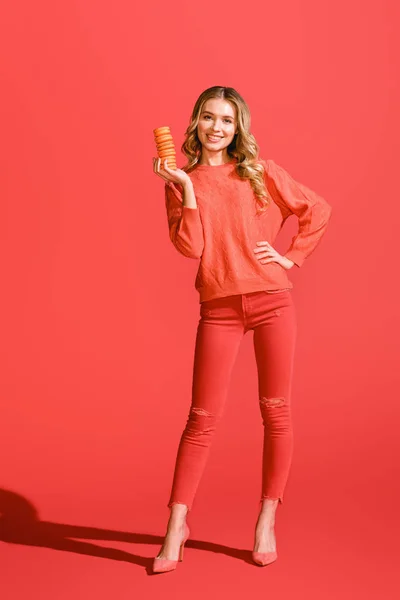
[164,157,332,303]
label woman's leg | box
[251,291,297,552]
[168,296,245,511]
[156,295,244,560]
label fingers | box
[153,157,170,171]
[260,259,277,264]
[153,157,165,173]
[253,241,277,264]
[255,251,272,257]
[257,254,276,263]
[153,157,171,183]
[255,252,277,264]
[253,241,272,254]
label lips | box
[207,135,223,141]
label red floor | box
[1,474,398,600]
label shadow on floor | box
[0,488,253,573]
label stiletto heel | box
[179,540,185,561]
[152,523,190,573]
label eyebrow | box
[201,111,235,119]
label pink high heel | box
[152,523,190,573]
[252,515,278,566]
[252,550,278,566]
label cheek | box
[197,122,207,135]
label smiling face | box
[197,98,238,162]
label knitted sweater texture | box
[164,158,332,303]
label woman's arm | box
[165,180,204,259]
[263,159,333,268]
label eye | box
[202,115,233,124]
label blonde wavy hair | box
[180,86,272,213]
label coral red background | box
[1,1,399,598]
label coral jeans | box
[167,289,297,512]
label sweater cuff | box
[182,204,201,220]
[284,249,305,268]
[180,205,204,258]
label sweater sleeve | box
[165,181,204,259]
[265,159,332,268]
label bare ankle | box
[259,498,278,514]
[260,498,279,509]
[170,502,188,515]
[168,503,188,530]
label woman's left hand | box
[253,241,294,270]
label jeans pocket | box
[200,296,237,319]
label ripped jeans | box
[167,289,297,512]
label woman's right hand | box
[152,157,192,188]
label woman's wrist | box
[182,178,194,191]
[281,257,295,270]
[182,179,197,208]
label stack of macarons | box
[153,126,177,170]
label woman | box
[151,86,332,573]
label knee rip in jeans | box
[191,407,213,416]
[259,396,286,408]
[187,407,214,434]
